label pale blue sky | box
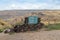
[0,0,60,10]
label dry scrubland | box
[0,10,60,32]
[0,10,60,40]
[2,10,60,25]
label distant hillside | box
[0,10,60,20]
[0,10,60,25]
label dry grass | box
[0,19,12,32]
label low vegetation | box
[45,23,60,30]
[0,19,12,33]
[0,15,60,33]
[0,18,24,33]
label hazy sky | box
[0,0,60,10]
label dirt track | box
[0,30,60,40]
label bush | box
[0,29,3,33]
[0,19,13,33]
[45,23,60,30]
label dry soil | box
[0,30,60,40]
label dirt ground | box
[0,30,60,40]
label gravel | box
[0,30,60,40]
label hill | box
[0,10,60,19]
[0,10,60,24]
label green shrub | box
[0,29,3,33]
[46,23,60,30]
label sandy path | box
[0,30,60,40]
